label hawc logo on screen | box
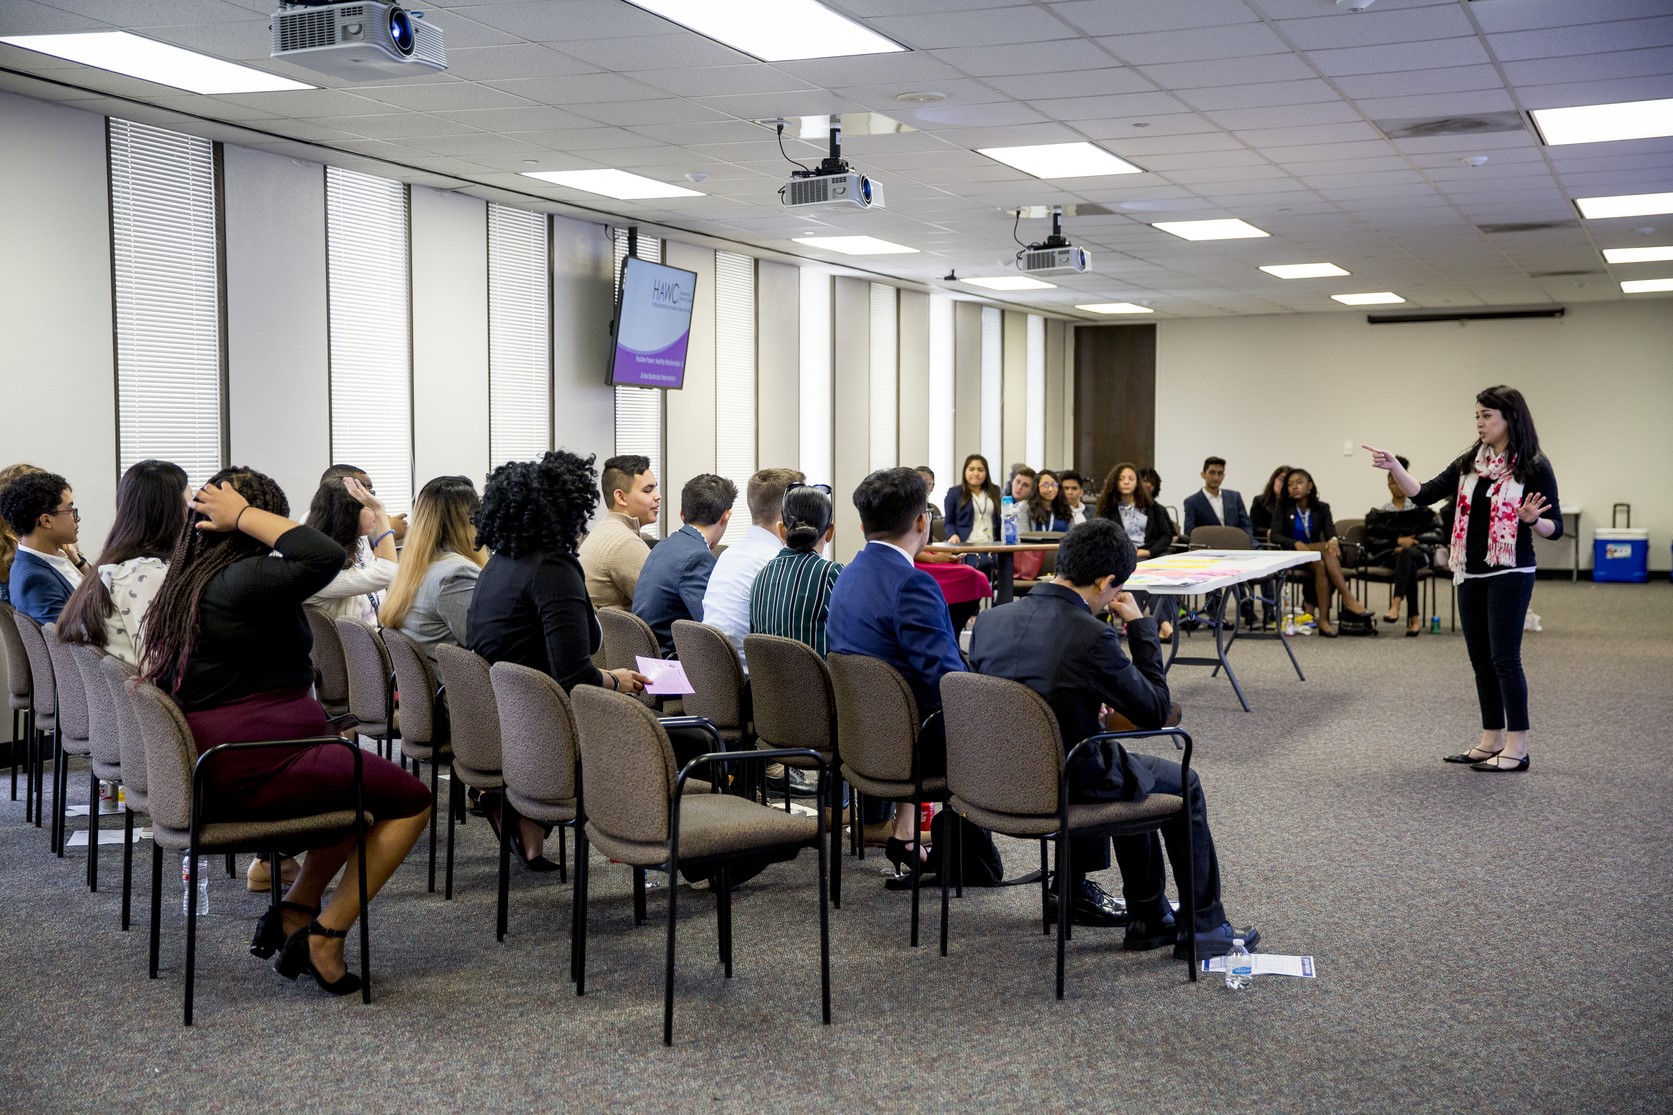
[651,279,690,309]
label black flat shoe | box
[1444,746,1503,764]
[1471,753,1529,773]
[274,920,362,996]
[250,900,320,959]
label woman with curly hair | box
[142,467,430,996]
[378,475,486,661]
[303,473,399,623]
[467,451,648,869]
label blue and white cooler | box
[1592,528,1649,583]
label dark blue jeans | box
[1456,571,1536,732]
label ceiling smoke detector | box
[1337,0,1375,11]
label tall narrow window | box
[488,203,550,464]
[1025,313,1045,467]
[980,306,1002,467]
[927,292,954,497]
[798,269,832,484]
[868,283,897,472]
[326,166,412,514]
[108,118,223,486]
[612,228,664,527]
[714,251,755,544]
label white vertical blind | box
[488,203,550,465]
[714,251,755,544]
[980,306,1002,467]
[927,292,954,496]
[612,228,664,530]
[798,269,832,484]
[108,118,223,488]
[868,283,897,472]
[326,166,413,515]
[1026,313,1045,467]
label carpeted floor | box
[2,579,1669,1113]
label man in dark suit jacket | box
[632,473,733,657]
[1,469,86,623]
[969,519,1260,958]
[1181,456,1254,545]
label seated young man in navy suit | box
[827,466,970,875]
[1,469,86,623]
[969,518,1261,957]
[1181,456,1253,544]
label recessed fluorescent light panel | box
[961,276,1057,291]
[1331,292,1406,306]
[0,31,314,94]
[1531,98,1673,146]
[623,0,904,62]
[793,236,918,255]
[976,142,1142,179]
[1575,192,1673,219]
[1601,245,1673,264]
[520,169,703,200]
[1620,278,1673,293]
[1260,262,1349,279]
[1153,218,1269,241]
[1076,303,1153,314]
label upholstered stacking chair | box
[335,617,398,762]
[9,608,57,833]
[596,606,664,710]
[303,605,352,723]
[570,685,830,1046]
[827,652,949,948]
[743,633,845,907]
[432,643,503,905]
[1,602,34,806]
[123,674,372,1025]
[939,672,1198,998]
[670,619,752,792]
[488,661,580,945]
[379,628,452,893]
[98,655,151,932]
[67,641,118,890]
[43,624,96,858]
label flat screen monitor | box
[608,256,697,389]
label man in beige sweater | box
[579,454,659,609]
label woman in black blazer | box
[1271,467,1370,636]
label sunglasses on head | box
[786,482,832,495]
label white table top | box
[1126,549,1320,595]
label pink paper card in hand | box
[635,656,695,695]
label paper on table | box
[635,656,695,695]
[1200,954,1316,978]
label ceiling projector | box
[1016,206,1091,276]
[780,119,885,210]
[271,2,445,80]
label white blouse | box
[306,538,398,625]
[99,556,167,667]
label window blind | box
[326,166,413,515]
[868,283,897,472]
[980,306,1002,467]
[927,292,954,497]
[798,269,832,485]
[488,203,551,465]
[714,251,755,544]
[108,118,223,488]
[1026,313,1045,467]
[612,228,664,530]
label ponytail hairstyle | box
[1453,384,1545,483]
[59,459,189,648]
[140,467,290,692]
[379,475,484,630]
[781,484,833,554]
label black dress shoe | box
[765,767,820,798]
[1122,907,1178,951]
[1175,920,1260,960]
[1045,879,1130,927]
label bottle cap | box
[1232,938,1245,946]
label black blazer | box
[968,583,1170,803]
[1270,500,1337,548]
[467,549,602,693]
[1100,502,1174,557]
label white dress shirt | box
[699,524,784,673]
[19,542,83,590]
[1202,488,1225,525]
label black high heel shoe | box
[884,837,932,876]
[274,920,362,996]
[250,900,320,959]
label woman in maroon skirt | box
[142,467,430,996]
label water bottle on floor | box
[1224,938,1252,989]
[182,854,211,916]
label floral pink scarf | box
[1450,444,1523,573]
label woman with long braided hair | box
[141,466,430,997]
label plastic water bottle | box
[181,854,210,916]
[1224,938,1252,989]
[1001,495,1019,545]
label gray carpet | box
[2,579,1669,1113]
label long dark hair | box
[1258,464,1291,512]
[781,486,833,554]
[1275,468,1320,524]
[59,460,188,648]
[1453,384,1545,483]
[1095,462,1152,519]
[306,476,366,570]
[955,453,1000,511]
[140,467,290,692]
[1032,468,1070,526]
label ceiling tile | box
[352,82,540,112]
[1487,16,1673,62]
[1309,37,1494,76]
[1469,0,1673,35]
[982,67,1156,100]
[485,72,669,103]
[1175,78,1344,111]
[449,1,674,42]
[552,34,752,71]
[1028,91,1195,121]
[1274,5,1477,51]
[871,7,1081,50]
[1095,22,1291,66]
[1205,101,1365,131]
[1051,0,1259,36]
[432,43,599,82]
[1134,52,1319,88]
[1329,65,1507,99]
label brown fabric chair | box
[1,601,34,806]
[596,606,664,710]
[66,640,118,891]
[125,674,372,1025]
[939,672,1198,997]
[827,652,949,947]
[98,655,146,931]
[304,604,351,722]
[334,617,398,763]
[670,619,749,745]
[433,643,503,906]
[571,685,830,1046]
[380,627,452,895]
[43,623,95,859]
[489,661,580,945]
[9,608,57,834]
[743,633,845,907]
[1188,525,1253,551]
